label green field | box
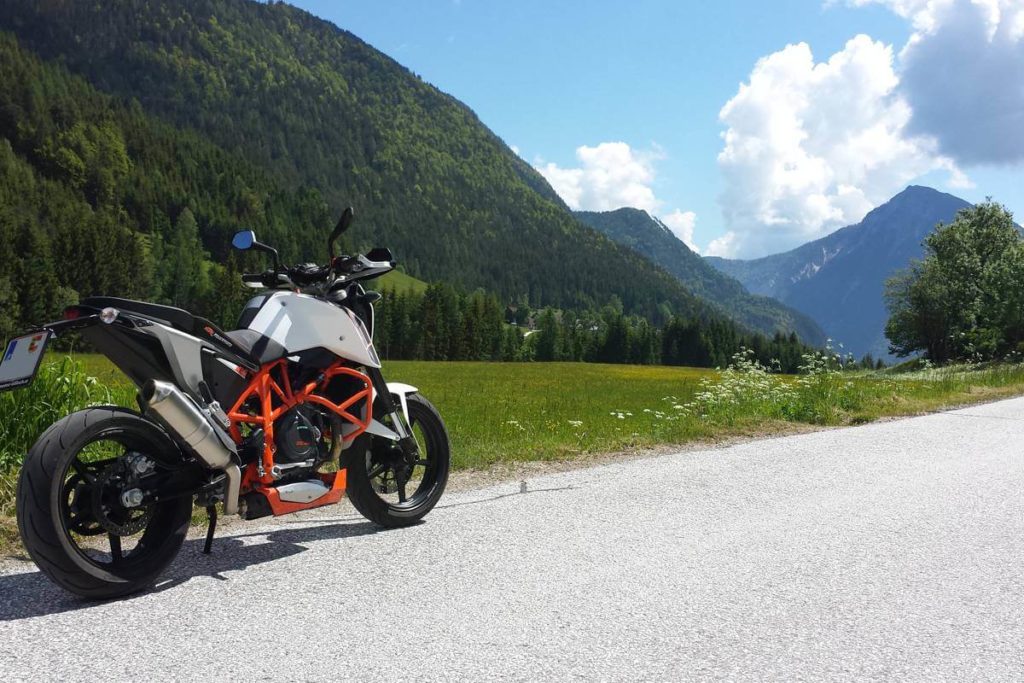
[5,353,1024,551]
[72,355,721,468]
[57,354,1024,469]
[378,269,428,295]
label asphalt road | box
[4,398,1024,681]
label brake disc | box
[91,463,154,536]
[62,474,105,536]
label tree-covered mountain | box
[0,30,334,340]
[0,0,714,322]
[706,186,972,358]
[0,0,817,368]
[575,208,826,345]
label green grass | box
[378,269,428,295]
[4,352,1024,553]
[384,361,720,468]
[34,355,724,469]
[0,357,135,471]
[18,353,1024,472]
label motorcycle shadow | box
[0,519,385,622]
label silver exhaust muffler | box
[143,380,241,515]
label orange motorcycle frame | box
[226,358,372,515]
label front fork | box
[365,366,418,458]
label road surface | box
[3,398,1024,680]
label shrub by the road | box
[0,356,132,471]
[677,347,902,425]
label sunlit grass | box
[384,361,721,468]
[4,352,1024,553]
[44,356,724,470]
[16,354,1024,473]
[378,269,428,295]
[0,356,135,470]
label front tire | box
[345,393,450,528]
[16,407,192,599]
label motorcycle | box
[0,208,450,598]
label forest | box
[0,0,816,369]
[374,282,814,371]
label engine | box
[273,405,333,465]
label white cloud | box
[660,210,699,253]
[536,141,699,250]
[705,231,739,258]
[716,35,965,258]
[537,142,661,213]
[849,0,1024,165]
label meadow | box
[4,351,1024,550]
[66,355,725,467]
[18,351,1024,471]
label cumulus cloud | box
[536,142,699,249]
[705,231,739,258]
[536,142,661,213]
[850,0,1024,165]
[716,35,966,258]
[660,209,699,252]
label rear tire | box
[16,407,192,600]
[345,393,450,528]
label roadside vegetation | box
[886,201,1024,363]
[5,351,1024,552]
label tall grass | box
[676,348,1024,428]
[0,356,135,471]
[674,348,904,425]
[3,353,1024,503]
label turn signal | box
[100,307,119,325]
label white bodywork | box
[364,382,419,441]
[387,382,417,423]
[247,292,381,368]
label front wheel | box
[345,393,450,527]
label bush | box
[676,347,902,425]
[0,356,134,470]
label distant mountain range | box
[0,0,961,364]
[707,186,972,358]
[575,208,826,345]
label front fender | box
[386,382,418,425]
[365,382,419,442]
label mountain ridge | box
[0,0,715,323]
[575,207,827,345]
[707,185,973,357]
[0,0,813,368]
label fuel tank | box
[245,292,381,368]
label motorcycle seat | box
[224,329,287,365]
[81,296,278,366]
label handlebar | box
[241,271,293,289]
[241,253,395,291]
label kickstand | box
[203,505,218,555]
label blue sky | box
[291,0,1023,258]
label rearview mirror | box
[232,230,256,251]
[329,207,354,259]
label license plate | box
[0,331,51,391]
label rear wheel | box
[16,407,192,599]
[345,393,450,527]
